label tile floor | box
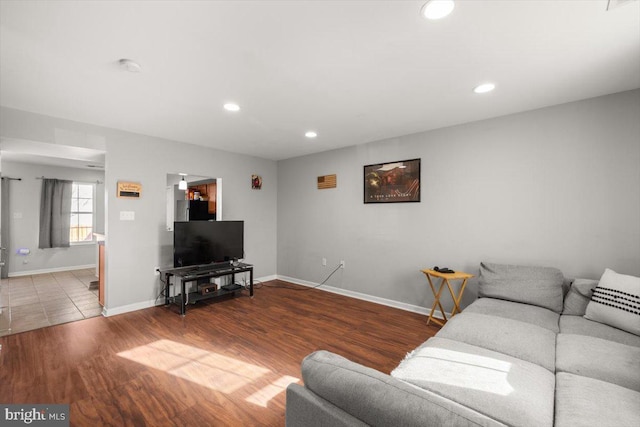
[0,268,102,337]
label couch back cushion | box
[584,268,640,336]
[478,262,565,313]
[562,278,599,316]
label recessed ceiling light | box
[224,103,240,112]
[474,83,496,94]
[305,131,317,138]
[421,0,455,20]
[118,58,141,73]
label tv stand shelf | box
[159,262,253,316]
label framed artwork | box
[251,175,262,190]
[363,158,420,204]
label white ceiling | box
[0,138,105,170]
[1,0,639,161]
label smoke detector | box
[118,58,142,73]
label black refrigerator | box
[176,200,216,221]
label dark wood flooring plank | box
[1,280,438,426]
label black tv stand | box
[159,262,253,316]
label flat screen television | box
[173,220,244,268]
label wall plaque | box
[117,181,142,198]
[317,174,337,189]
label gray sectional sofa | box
[286,262,640,426]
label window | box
[70,183,95,243]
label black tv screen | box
[173,221,244,267]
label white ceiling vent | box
[607,0,636,11]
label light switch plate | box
[120,211,135,221]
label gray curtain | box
[1,177,10,278]
[39,179,72,249]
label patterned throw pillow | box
[584,269,640,336]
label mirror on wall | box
[166,173,222,231]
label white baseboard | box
[255,274,277,283]
[102,274,450,320]
[8,264,96,277]
[276,275,450,319]
[103,299,158,317]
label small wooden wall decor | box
[117,181,142,198]
[252,175,262,190]
[317,174,337,189]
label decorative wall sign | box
[252,175,262,190]
[117,181,142,198]
[317,174,337,189]
[363,158,420,203]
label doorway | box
[162,173,222,269]
[0,140,106,336]
[167,174,222,230]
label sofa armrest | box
[286,384,367,427]
[298,350,504,427]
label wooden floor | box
[0,280,439,426]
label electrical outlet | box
[154,267,160,275]
[322,258,327,266]
[340,260,345,269]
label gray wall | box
[105,133,277,311]
[277,90,640,310]
[0,160,105,275]
[2,90,638,315]
[0,107,278,314]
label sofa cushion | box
[391,337,555,427]
[559,315,640,348]
[556,334,640,392]
[464,298,559,332]
[584,268,640,336]
[555,373,640,427]
[478,262,564,313]
[562,278,598,316]
[436,312,557,371]
[301,350,504,427]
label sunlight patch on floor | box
[117,339,270,394]
[246,375,300,407]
